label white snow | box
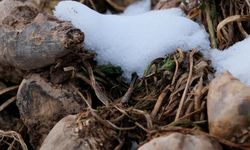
[209,37,250,85]
[54,1,210,79]
[122,0,151,15]
[106,0,150,16]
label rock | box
[138,132,222,150]
[207,72,250,141]
[40,113,117,150]
[16,74,86,148]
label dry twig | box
[175,50,195,121]
[0,96,16,112]
[0,130,28,150]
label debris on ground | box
[34,50,216,149]
[1,0,250,150]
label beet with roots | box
[0,0,84,83]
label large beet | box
[0,0,84,83]
[16,74,86,148]
[40,113,118,150]
[207,72,250,143]
[40,115,91,150]
[0,14,83,70]
[139,132,222,150]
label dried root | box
[0,130,28,150]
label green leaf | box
[96,65,123,76]
[159,57,175,72]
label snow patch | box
[54,1,210,79]
[123,0,151,15]
[209,37,250,85]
